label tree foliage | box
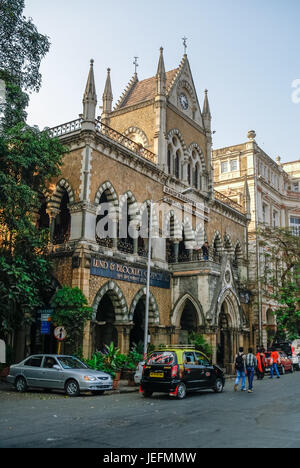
[0,0,66,339]
[51,288,93,353]
[258,227,300,340]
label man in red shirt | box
[270,349,281,379]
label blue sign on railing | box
[91,258,170,290]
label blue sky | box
[24,0,300,162]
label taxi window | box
[183,352,196,365]
[146,352,176,365]
[195,352,210,366]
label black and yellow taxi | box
[140,346,225,399]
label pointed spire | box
[156,47,166,96]
[203,89,211,117]
[243,176,251,220]
[82,59,97,121]
[102,68,113,114]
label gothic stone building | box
[31,50,252,372]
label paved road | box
[1,373,300,448]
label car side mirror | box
[53,365,61,371]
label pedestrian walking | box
[270,349,281,379]
[201,242,209,261]
[234,347,246,392]
[256,348,266,380]
[246,348,257,393]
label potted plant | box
[102,342,122,389]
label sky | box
[24,0,300,162]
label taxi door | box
[194,352,214,388]
[182,352,199,389]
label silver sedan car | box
[7,354,113,397]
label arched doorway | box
[130,297,146,349]
[129,289,160,350]
[92,282,128,353]
[94,293,118,352]
[179,299,198,344]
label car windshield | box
[57,357,88,369]
[146,352,176,365]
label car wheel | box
[177,383,187,400]
[281,366,285,375]
[291,365,294,373]
[214,378,224,393]
[143,390,153,398]
[15,376,28,393]
[65,379,80,397]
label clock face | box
[179,92,189,110]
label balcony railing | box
[49,118,158,165]
[95,120,157,165]
[168,250,222,264]
[214,190,245,214]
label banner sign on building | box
[91,258,170,289]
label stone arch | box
[188,143,206,172]
[212,231,223,253]
[163,210,183,240]
[234,241,243,265]
[167,128,188,153]
[92,281,128,322]
[95,181,119,215]
[171,293,205,329]
[216,288,243,329]
[123,126,149,148]
[129,288,160,325]
[139,200,159,238]
[224,234,234,255]
[195,224,208,248]
[48,178,75,211]
[182,217,195,249]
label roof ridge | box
[113,73,139,111]
[166,55,187,95]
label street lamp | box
[144,188,191,359]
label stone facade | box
[213,131,300,349]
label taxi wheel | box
[15,376,28,393]
[65,379,80,397]
[143,390,153,398]
[177,383,187,400]
[213,378,224,393]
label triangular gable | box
[167,56,204,128]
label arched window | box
[194,164,198,189]
[187,163,191,185]
[53,190,71,245]
[175,151,180,179]
[167,147,172,174]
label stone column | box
[46,207,60,243]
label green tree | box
[258,227,300,340]
[0,0,65,341]
[51,287,93,354]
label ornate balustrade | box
[49,119,82,138]
[49,118,158,165]
[95,120,157,164]
[214,190,245,214]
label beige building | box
[213,131,300,348]
[13,49,254,373]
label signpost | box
[54,327,67,355]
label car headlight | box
[84,376,97,382]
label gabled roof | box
[114,68,179,111]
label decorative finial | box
[133,57,139,74]
[248,130,256,140]
[182,36,188,55]
[90,59,94,66]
